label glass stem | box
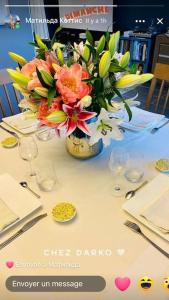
[29,160,35,176]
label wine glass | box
[18,136,38,176]
[109,147,129,197]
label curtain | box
[0,0,10,25]
[29,0,49,39]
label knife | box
[0,213,47,250]
[0,124,19,138]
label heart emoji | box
[117,249,125,256]
[6,261,14,269]
[115,277,131,291]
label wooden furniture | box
[152,35,169,72]
[0,69,21,118]
[145,63,169,114]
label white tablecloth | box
[0,124,169,300]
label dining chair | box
[0,68,22,118]
[145,63,169,114]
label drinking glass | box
[35,124,55,141]
[124,152,145,183]
[18,136,38,176]
[109,147,129,197]
[36,161,58,192]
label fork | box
[124,220,169,259]
[151,119,169,134]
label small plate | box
[52,202,76,223]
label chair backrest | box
[145,63,169,114]
[0,68,22,118]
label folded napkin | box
[0,198,19,231]
[141,190,169,234]
[111,107,165,131]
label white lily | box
[73,41,84,62]
[113,51,123,62]
[89,108,123,147]
[107,93,140,112]
[18,99,38,113]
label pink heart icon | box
[115,277,131,291]
[6,261,14,269]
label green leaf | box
[124,100,132,121]
[113,87,123,99]
[51,26,62,47]
[67,56,73,67]
[98,95,107,110]
[18,63,22,70]
[113,87,132,120]
[36,67,49,88]
[130,63,137,74]
[29,42,38,47]
[94,78,104,94]
[48,87,56,107]
[36,48,46,60]
[86,30,94,45]
[109,63,126,73]
[82,76,99,83]
[85,43,96,53]
[107,93,115,106]
[31,91,42,99]
[105,31,110,43]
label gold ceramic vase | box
[66,134,103,159]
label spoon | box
[125,180,148,200]
[20,181,40,199]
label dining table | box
[0,120,169,300]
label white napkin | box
[141,190,169,233]
[111,107,165,131]
[0,198,19,231]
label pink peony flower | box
[21,58,50,77]
[21,58,52,91]
[27,75,42,91]
[56,64,92,104]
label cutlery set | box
[125,220,169,259]
[0,214,47,250]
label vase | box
[66,134,103,159]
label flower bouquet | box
[7,28,153,158]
